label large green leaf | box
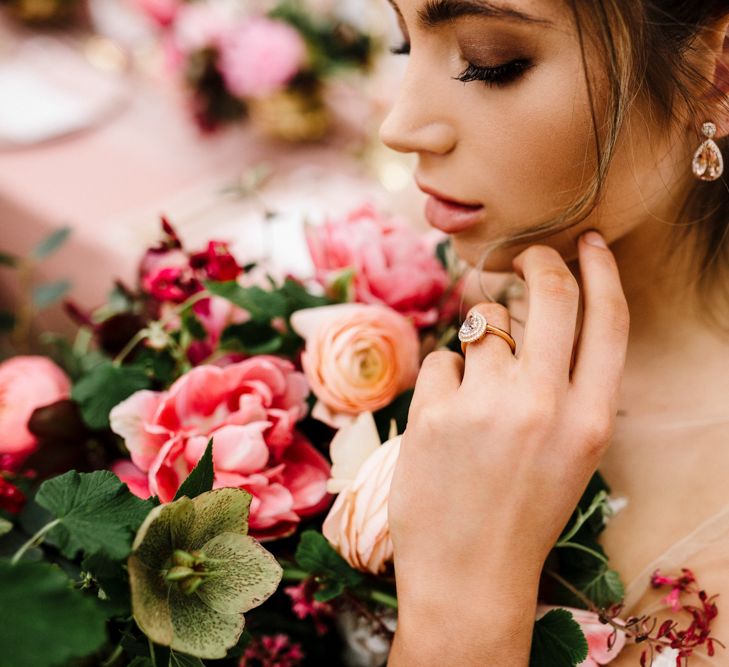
[530,608,588,667]
[72,361,151,430]
[36,470,154,559]
[175,439,214,500]
[33,280,71,309]
[0,559,107,667]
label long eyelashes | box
[389,41,533,88]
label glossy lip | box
[416,180,485,234]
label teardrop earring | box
[692,121,724,181]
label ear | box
[693,14,729,138]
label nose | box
[378,60,458,156]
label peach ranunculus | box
[0,356,71,460]
[322,412,399,575]
[305,203,460,328]
[289,303,420,429]
[536,604,628,666]
[109,356,332,540]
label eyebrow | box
[386,0,553,27]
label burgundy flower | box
[240,634,304,667]
[284,579,334,635]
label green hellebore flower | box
[128,488,283,659]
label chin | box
[451,233,581,273]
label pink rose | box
[110,357,331,539]
[306,203,458,328]
[536,604,628,666]
[290,304,420,424]
[218,16,307,99]
[0,356,71,459]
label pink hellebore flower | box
[305,202,458,328]
[110,357,332,539]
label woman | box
[377,0,729,664]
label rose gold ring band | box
[460,324,517,355]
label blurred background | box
[0,0,461,345]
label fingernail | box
[582,230,607,248]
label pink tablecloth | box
[0,21,428,338]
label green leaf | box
[169,652,205,667]
[577,566,625,608]
[530,609,588,667]
[72,361,151,430]
[0,517,12,535]
[36,470,154,560]
[327,268,355,303]
[0,251,18,267]
[81,552,131,618]
[32,226,71,260]
[0,559,107,667]
[220,321,283,355]
[175,439,214,500]
[205,281,288,322]
[280,276,333,309]
[33,280,71,309]
[295,530,363,599]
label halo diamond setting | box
[458,311,488,344]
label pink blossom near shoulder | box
[305,203,459,328]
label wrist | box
[390,575,540,666]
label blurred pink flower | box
[283,579,334,635]
[240,633,304,667]
[0,356,71,459]
[218,16,308,99]
[306,202,458,328]
[133,0,182,27]
[110,357,331,539]
[536,604,627,666]
[290,303,420,423]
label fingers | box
[408,349,464,415]
[460,302,514,387]
[569,231,630,410]
[511,245,580,385]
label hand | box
[387,231,630,661]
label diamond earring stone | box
[458,311,488,344]
[692,121,724,181]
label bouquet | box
[0,203,722,666]
[133,0,378,139]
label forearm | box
[387,575,540,666]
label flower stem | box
[367,589,398,609]
[282,567,309,581]
[11,518,61,565]
[148,637,157,667]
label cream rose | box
[290,304,420,425]
[322,412,400,575]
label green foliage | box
[530,609,588,667]
[205,281,288,322]
[295,530,364,602]
[32,226,71,261]
[33,280,71,309]
[35,470,154,560]
[0,559,107,667]
[72,361,151,430]
[174,439,214,501]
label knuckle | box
[535,267,579,301]
[421,349,461,370]
[578,414,614,454]
[475,302,510,320]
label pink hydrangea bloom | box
[218,16,308,99]
[110,357,332,539]
[306,202,459,328]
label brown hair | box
[474,0,729,331]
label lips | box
[416,181,484,234]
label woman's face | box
[378,0,696,272]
